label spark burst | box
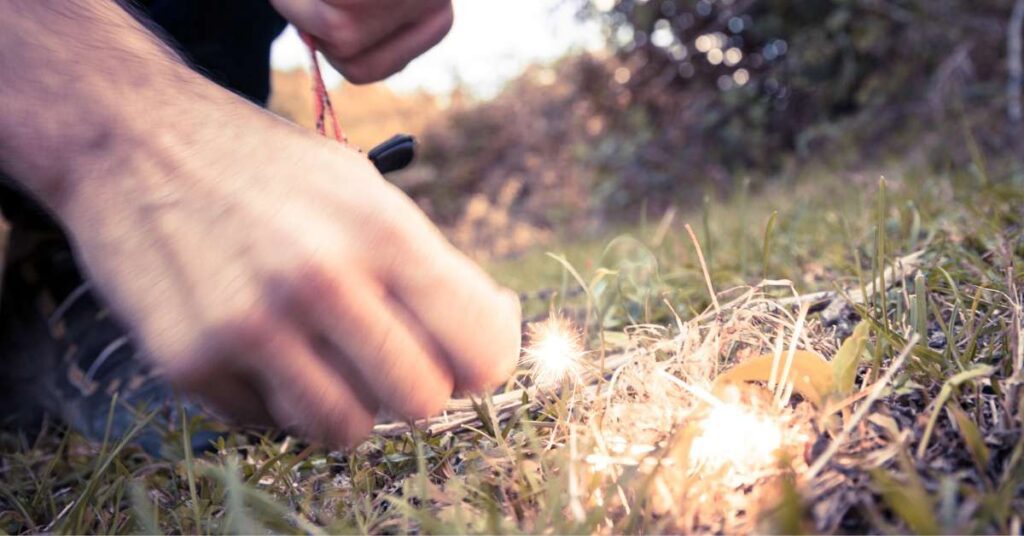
[522,316,586,388]
[688,401,786,475]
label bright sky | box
[270,0,605,97]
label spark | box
[522,316,585,389]
[688,402,786,476]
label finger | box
[294,271,455,421]
[161,337,275,426]
[383,236,522,394]
[272,0,448,59]
[307,333,380,415]
[321,4,454,84]
[189,373,275,427]
[251,327,377,447]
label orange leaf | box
[712,350,835,407]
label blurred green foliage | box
[576,0,1015,161]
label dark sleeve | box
[141,0,288,105]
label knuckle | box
[289,261,334,299]
[284,260,356,317]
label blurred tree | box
[574,0,1016,164]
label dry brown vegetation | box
[268,68,444,152]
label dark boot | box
[0,203,222,456]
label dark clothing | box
[142,0,288,104]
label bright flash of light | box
[522,316,585,388]
[688,402,785,476]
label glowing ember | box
[688,402,785,476]
[522,316,585,388]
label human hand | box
[270,0,453,84]
[57,90,520,447]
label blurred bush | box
[575,0,1018,160]
[403,0,1023,258]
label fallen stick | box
[776,249,925,309]
[372,353,633,437]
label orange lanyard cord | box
[300,31,348,144]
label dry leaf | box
[712,350,835,407]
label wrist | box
[56,76,270,229]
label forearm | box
[0,1,232,215]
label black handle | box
[368,134,416,174]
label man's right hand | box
[68,99,522,447]
[1,1,520,447]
